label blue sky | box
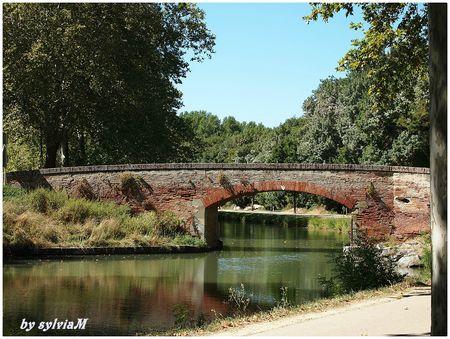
[178,3,364,127]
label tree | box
[429,4,447,335]
[180,111,273,163]
[304,3,429,167]
[3,3,215,167]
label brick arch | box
[201,180,357,209]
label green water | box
[3,214,349,335]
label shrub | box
[153,212,186,237]
[58,198,132,223]
[3,185,27,200]
[367,182,377,197]
[216,171,232,189]
[119,172,141,195]
[171,235,207,247]
[419,232,432,281]
[72,179,96,200]
[319,231,403,296]
[172,303,193,329]
[124,212,157,236]
[87,218,125,247]
[26,188,67,213]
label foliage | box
[319,231,403,296]
[4,3,215,168]
[216,171,231,187]
[180,111,274,163]
[303,4,429,167]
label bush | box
[26,188,67,213]
[153,211,186,237]
[72,179,96,200]
[3,185,27,200]
[171,235,207,247]
[124,212,157,236]
[319,231,403,296]
[119,172,141,195]
[58,198,131,223]
[87,219,125,247]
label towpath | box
[218,287,431,336]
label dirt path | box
[218,287,431,336]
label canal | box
[3,213,350,335]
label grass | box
[148,281,415,336]
[3,185,206,251]
[307,216,350,232]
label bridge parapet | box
[6,162,430,177]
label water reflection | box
[3,216,348,335]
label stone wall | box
[6,163,431,243]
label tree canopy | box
[4,3,215,168]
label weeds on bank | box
[307,217,350,232]
[153,281,412,336]
[3,185,205,250]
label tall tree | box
[3,3,215,167]
[304,3,430,167]
[429,3,447,336]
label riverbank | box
[3,185,206,254]
[159,282,426,336]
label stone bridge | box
[6,163,430,247]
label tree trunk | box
[429,4,447,336]
[59,129,69,167]
[44,139,59,168]
[78,132,86,165]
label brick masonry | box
[6,163,431,245]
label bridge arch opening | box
[196,180,356,247]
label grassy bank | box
[149,281,416,336]
[3,185,206,251]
